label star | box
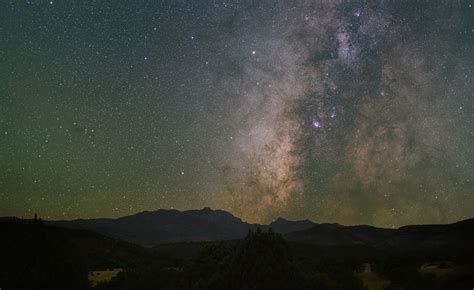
[0,0,470,227]
[312,120,322,128]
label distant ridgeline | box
[1,208,474,249]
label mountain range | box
[285,219,474,250]
[1,208,473,250]
[38,207,316,246]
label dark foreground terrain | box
[1,217,473,290]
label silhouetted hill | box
[0,221,163,290]
[284,223,394,246]
[284,219,474,251]
[0,221,161,267]
[49,208,260,246]
[46,208,315,246]
[268,217,316,234]
[3,211,473,250]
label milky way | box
[210,0,473,225]
[1,0,472,226]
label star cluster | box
[0,0,472,227]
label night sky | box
[1,0,472,227]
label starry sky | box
[1,0,472,227]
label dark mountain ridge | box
[285,218,474,251]
[45,208,309,246]
[268,217,316,234]
[2,209,473,250]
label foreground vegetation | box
[96,229,364,290]
[1,222,473,290]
